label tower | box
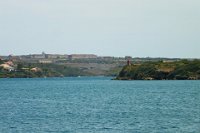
[127,59,131,66]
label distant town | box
[0,52,185,64]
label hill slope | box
[116,60,200,80]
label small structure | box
[46,54,69,59]
[127,59,131,66]
[38,59,53,64]
[125,56,132,66]
[31,67,41,72]
[30,52,46,59]
[0,64,15,72]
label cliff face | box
[116,60,200,80]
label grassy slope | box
[116,60,200,80]
[0,61,122,78]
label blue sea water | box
[0,77,200,133]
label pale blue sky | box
[0,0,199,58]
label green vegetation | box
[0,62,88,78]
[0,59,121,78]
[116,60,200,80]
[1,59,199,79]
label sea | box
[0,77,199,133]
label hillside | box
[116,60,200,80]
[0,60,121,78]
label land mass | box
[0,53,124,78]
[0,53,199,78]
[116,60,200,80]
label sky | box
[0,0,199,58]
